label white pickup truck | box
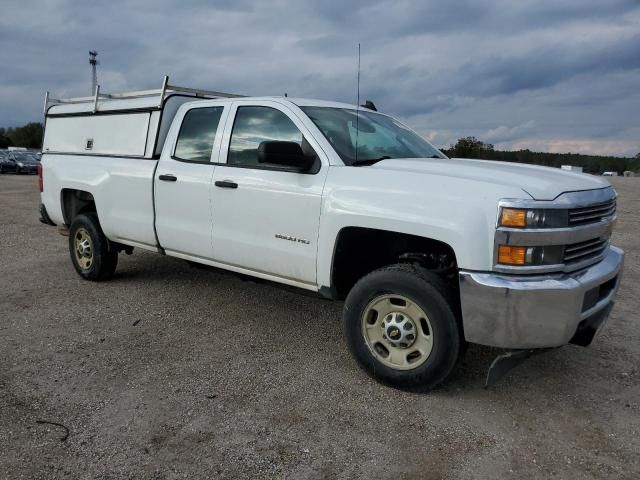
[39,77,624,389]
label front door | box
[211,101,328,286]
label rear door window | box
[173,107,224,162]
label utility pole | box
[89,51,98,94]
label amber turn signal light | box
[500,208,527,228]
[498,245,527,265]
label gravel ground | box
[1,174,639,479]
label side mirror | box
[258,141,315,172]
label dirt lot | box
[1,174,638,479]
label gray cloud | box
[0,0,638,156]
[484,120,537,144]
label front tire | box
[68,213,118,281]
[343,264,462,390]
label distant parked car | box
[0,150,13,173]
[0,151,40,174]
[16,152,40,174]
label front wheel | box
[343,264,462,390]
[68,213,118,281]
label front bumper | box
[459,246,624,349]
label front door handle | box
[159,174,177,182]
[215,180,238,189]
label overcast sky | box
[1,0,639,156]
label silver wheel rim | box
[361,294,434,371]
[74,227,93,270]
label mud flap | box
[39,203,56,226]
[485,348,556,387]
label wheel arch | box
[324,226,459,301]
[61,188,98,226]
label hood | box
[369,157,609,200]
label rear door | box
[210,100,329,286]
[154,102,230,259]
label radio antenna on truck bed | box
[89,51,99,95]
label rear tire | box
[68,213,118,281]
[343,264,462,391]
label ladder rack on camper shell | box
[43,75,244,115]
[42,76,244,158]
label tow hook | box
[485,348,556,387]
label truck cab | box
[154,97,330,286]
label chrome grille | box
[564,237,609,265]
[569,199,616,226]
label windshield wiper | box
[350,156,391,167]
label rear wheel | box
[343,264,462,390]
[68,213,118,281]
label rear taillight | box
[37,163,43,192]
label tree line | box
[442,137,640,175]
[2,123,638,174]
[0,123,44,149]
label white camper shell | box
[43,76,242,158]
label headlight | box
[17,162,24,167]
[499,208,567,228]
[497,245,564,266]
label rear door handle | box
[215,180,238,189]
[159,174,177,182]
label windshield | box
[300,106,446,165]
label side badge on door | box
[275,233,310,245]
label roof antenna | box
[355,43,361,164]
